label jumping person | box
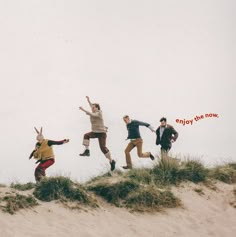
[122,115,155,169]
[29,127,69,182]
[156,117,178,156]
[79,96,116,171]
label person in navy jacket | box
[122,115,155,169]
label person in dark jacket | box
[156,117,178,155]
[122,115,155,169]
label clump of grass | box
[88,180,139,206]
[209,164,236,184]
[151,158,180,185]
[229,189,236,208]
[10,182,35,191]
[228,163,236,170]
[88,179,181,212]
[151,158,208,185]
[125,187,181,212]
[127,169,153,184]
[33,177,97,208]
[0,184,6,188]
[86,172,113,185]
[86,157,209,212]
[178,160,208,183]
[202,179,218,191]
[0,194,38,215]
[194,188,205,195]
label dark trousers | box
[160,143,172,159]
[161,143,172,152]
[83,132,109,154]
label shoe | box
[150,153,155,160]
[80,149,90,156]
[122,166,132,170]
[110,160,116,171]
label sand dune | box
[0,182,235,237]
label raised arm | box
[48,139,69,146]
[136,120,155,132]
[79,107,101,117]
[86,96,93,108]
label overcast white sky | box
[0,0,235,184]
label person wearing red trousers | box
[29,127,69,182]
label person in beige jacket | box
[79,96,116,171]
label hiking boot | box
[122,166,132,170]
[80,149,90,157]
[150,153,155,160]
[110,160,116,171]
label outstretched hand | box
[149,126,156,133]
[79,106,89,115]
[64,139,70,144]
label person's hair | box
[123,115,129,119]
[160,117,167,122]
[92,103,101,110]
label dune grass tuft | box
[178,160,208,183]
[127,168,153,184]
[151,158,208,185]
[194,188,205,195]
[10,182,36,191]
[88,176,181,212]
[88,180,139,206]
[228,163,236,170]
[0,194,38,214]
[229,189,236,208]
[86,172,113,184]
[209,163,236,184]
[125,186,181,212]
[151,158,180,185]
[33,176,98,208]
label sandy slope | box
[0,182,235,237]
